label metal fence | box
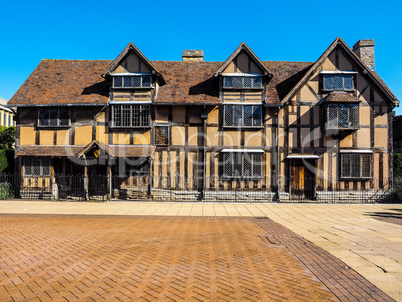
[0,173,401,203]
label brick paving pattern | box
[0,215,394,301]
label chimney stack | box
[182,50,204,62]
[353,39,375,71]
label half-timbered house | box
[9,38,399,201]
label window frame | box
[223,104,263,128]
[326,103,359,130]
[111,104,151,128]
[154,125,170,145]
[221,151,263,179]
[112,75,153,89]
[340,153,372,180]
[23,158,51,176]
[223,75,263,89]
[322,73,355,92]
[38,108,71,127]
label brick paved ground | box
[0,215,394,301]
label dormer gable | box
[103,42,165,86]
[215,42,271,77]
[282,37,399,108]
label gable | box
[112,51,152,74]
[283,38,398,108]
[222,50,264,74]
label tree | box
[0,126,16,149]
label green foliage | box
[393,154,402,179]
[0,183,12,199]
[0,150,7,173]
[0,126,16,150]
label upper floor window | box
[222,151,262,179]
[113,75,152,89]
[327,103,359,130]
[39,108,70,127]
[340,153,371,179]
[111,104,150,127]
[223,76,262,89]
[323,74,354,91]
[223,105,262,128]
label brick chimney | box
[182,50,204,62]
[353,39,375,71]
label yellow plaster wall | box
[374,114,388,125]
[207,107,219,124]
[357,128,370,147]
[56,130,69,145]
[244,132,262,146]
[340,134,353,148]
[20,127,36,145]
[206,126,219,146]
[223,131,241,146]
[74,126,92,146]
[188,126,200,146]
[39,130,53,145]
[359,106,370,125]
[172,127,185,146]
[133,130,150,145]
[374,128,388,147]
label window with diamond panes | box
[39,108,70,127]
[23,158,50,176]
[323,74,354,91]
[341,153,371,179]
[223,152,262,178]
[327,104,358,129]
[223,105,262,128]
[113,76,152,88]
[223,76,262,89]
[112,105,150,127]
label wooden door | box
[290,163,305,198]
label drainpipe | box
[201,106,208,201]
[277,105,282,202]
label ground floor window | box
[340,153,371,179]
[23,158,50,176]
[113,157,150,176]
[222,151,262,178]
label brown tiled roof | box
[322,92,362,103]
[152,61,221,104]
[10,59,313,106]
[9,60,111,106]
[18,145,84,157]
[263,61,313,104]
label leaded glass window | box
[323,74,355,91]
[39,108,70,127]
[113,76,152,88]
[327,104,359,129]
[23,158,50,176]
[340,153,371,179]
[222,152,263,178]
[112,105,150,127]
[223,76,263,89]
[223,105,263,128]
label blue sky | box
[1,0,401,114]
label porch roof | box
[77,140,155,158]
[17,145,84,157]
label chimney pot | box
[182,50,204,62]
[353,39,375,71]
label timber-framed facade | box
[9,38,399,202]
